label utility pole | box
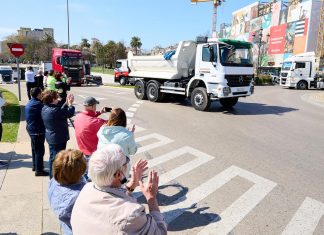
[191,0,224,38]
[252,28,270,78]
[67,0,70,49]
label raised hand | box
[139,170,159,200]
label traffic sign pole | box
[16,57,21,101]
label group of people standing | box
[25,77,166,233]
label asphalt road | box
[4,83,324,234]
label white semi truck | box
[129,37,254,111]
[279,52,322,89]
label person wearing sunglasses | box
[71,144,167,235]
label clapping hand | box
[139,170,159,200]
[128,159,148,189]
[67,93,74,106]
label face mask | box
[120,171,128,185]
[120,164,130,185]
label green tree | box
[130,36,142,55]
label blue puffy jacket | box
[25,98,45,135]
[41,104,75,144]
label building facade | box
[221,0,322,68]
[17,27,54,40]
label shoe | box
[32,167,35,171]
[35,170,49,176]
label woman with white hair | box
[71,144,167,235]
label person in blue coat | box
[25,87,48,176]
[41,90,75,178]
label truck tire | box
[119,76,127,86]
[297,80,308,90]
[146,81,164,102]
[134,80,147,100]
[191,87,210,111]
[220,97,238,108]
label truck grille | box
[281,78,286,85]
[65,69,81,83]
[281,72,288,77]
[225,75,252,87]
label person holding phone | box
[74,96,109,159]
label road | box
[4,83,324,234]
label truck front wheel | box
[134,80,147,100]
[119,76,127,86]
[146,81,164,102]
[191,87,210,111]
[220,97,238,108]
[297,80,308,90]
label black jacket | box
[25,98,45,135]
[41,104,75,144]
[34,75,44,90]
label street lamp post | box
[252,27,270,78]
[67,0,70,49]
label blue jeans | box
[49,143,67,178]
[30,134,45,172]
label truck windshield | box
[219,44,253,67]
[281,62,292,71]
[62,57,82,66]
[115,61,122,68]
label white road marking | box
[136,100,144,104]
[160,165,276,233]
[77,94,105,101]
[126,112,134,118]
[135,133,174,154]
[281,197,324,235]
[133,146,214,198]
[134,126,146,133]
[128,107,137,112]
[132,104,141,107]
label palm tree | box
[130,36,142,55]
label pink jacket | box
[74,110,106,156]
[71,183,167,235]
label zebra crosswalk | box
[132,126,324,234]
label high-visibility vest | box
[47,76,57,90]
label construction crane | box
[191,0,224,38]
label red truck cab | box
[52,48,84,86]
[114,59,132,85]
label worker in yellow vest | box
[46,70,57,90]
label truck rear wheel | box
[297,80,308,90]
[134,80,147,100]
[119,76,127,86]
[146,81,164,102]
[191,87,210,111]
[220,97,238,108]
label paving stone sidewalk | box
[0,84,78,235]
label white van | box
[0,66,13,83]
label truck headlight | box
[223,87,231,96]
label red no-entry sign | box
[8,43,25,57]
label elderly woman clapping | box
[71,144,167,235]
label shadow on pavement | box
[0,151,33,170]
[166,206,221,232]
[208,102,298,115]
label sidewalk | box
[0,84,78,235]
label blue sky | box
[0,0,257,49]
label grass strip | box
[91,67,114,75]
[0,87,20,142]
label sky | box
[0,0,257,50]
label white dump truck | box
[279,52,322,89]
[129,37,254,111]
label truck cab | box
[52,48,84,86]
[114,59,132,85]
[280,52,318,89]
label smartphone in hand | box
[104,107,112,112]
